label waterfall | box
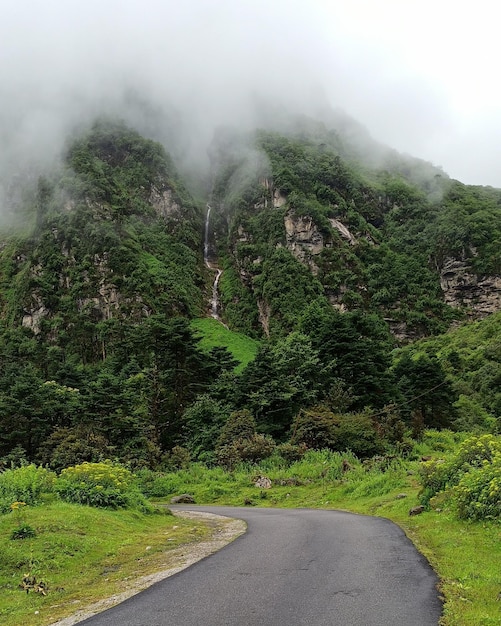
[204,203,222,321]
[211,269,223,319]
[204,204,211,267]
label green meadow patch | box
[191,317,260,372]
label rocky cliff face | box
[149,186,181,219]
[284,212,357,273]
[20,243,147,335]
[284,213,326,272]
[440,258,501,318]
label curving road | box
[78,506,442,626]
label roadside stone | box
[409,505,425,516]
[170,494,196,504]
[254,476,272,489]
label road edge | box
[48,510,246,626]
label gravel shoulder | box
[49,510,246,626]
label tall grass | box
[138,449,410,504]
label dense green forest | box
[0,116,499,471]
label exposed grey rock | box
[149,187,180,219]
[254,476,272,489]
[257,299,271,338]
[328,218,356,245]
[284,212,325,273]
[170,494,196,504]
[440,257,501,317]
[409,505,425,516]
[273,188,287,208]
[22,299,49,335]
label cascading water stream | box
[204,205,211,267]
[211,268,223,319]
[204,203,222,321]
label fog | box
[2,0,501,206]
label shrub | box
[275,442,308,464]
[135,469,180,498]
[10,524,37,540]
[454,451,501,520]
[289,406,382,458]
[334,412,382,458]
[419,434,501,515]
[289,405,338,450]
[162,446,191,471]
[35,427,112,471]
[0,465,55,514]
[54,460,151,511]
[217,434,275,470]
[217,410,257,448]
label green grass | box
[0,502,209,626]
[191,317,260,372]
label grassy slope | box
[191,317,260,372]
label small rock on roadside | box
[170,494,196,504]
[409,505,425,516]
[254,476,272,489]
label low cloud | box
[1,0,500,217]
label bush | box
[334,412,382,458]
[135,469,180,498]
[36,427,112,471]
[454,451,501,520]
[54,461,152,511]
[289,406,382,458]
[217,434,276,470]
[419,434,501,518]
[289,405,338,450]
[162,446,191,471]
[0,465,55,514]
[217,410,257,448]
[275,442,308,464]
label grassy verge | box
[0,503,210,626]
[190,317,259,372]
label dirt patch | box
[48,510,246,626]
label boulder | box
[170,494,196,504]
[254,476,272,489]
[409,505,425,516]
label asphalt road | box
[78,506,442,626]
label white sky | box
[2,0,501,186]
[317,1,501,185]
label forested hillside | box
[0,115,499,470]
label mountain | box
[0,113,499,468]
[209,124,500,341]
